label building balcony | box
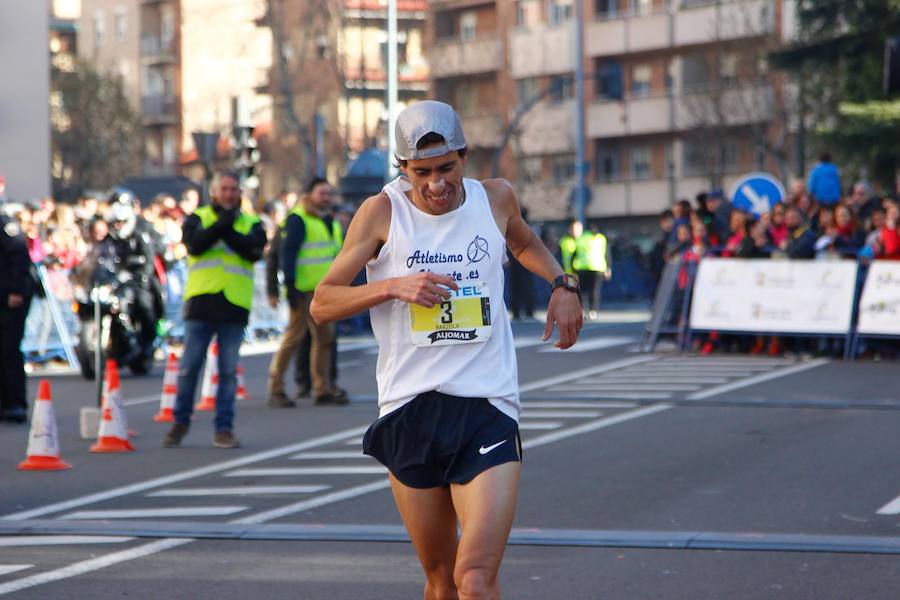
[587,0,774,57]
[458,113,504,149]
[515,99,575,156]
[587,9,671,58]
[588,93,674,138]
[674,0,774,46]
[509,20,575,79]
[517,182,572,221]
[429,37,503,79]
[425,0,495,9]
[142,94,178,125]
[589,178,671,217]
[141,35,177,64]
[676,84,774,129]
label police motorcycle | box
[72,193,163,379]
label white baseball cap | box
[394,101,467,161]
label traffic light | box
[233,124,260,193]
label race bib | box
[409,283,492,347]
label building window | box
[549,0,573,25]
[516,0,542,32]
[596,61,623,101]
[631,0,652,15]
[460,11,477,41]
[436,12,456,39]
[519,157,541,183]
[516,77,540,105]
[550,75,574,104]
[552,155,576,184]
[631,64,651,97]
[115,8,127,42]
[161,5,175,46]
[631,145,651,180]
[595,0,618,20]
[682,54,710,91]
[595,143,621,183]
[720,53,738,87]
[93,10,106,47]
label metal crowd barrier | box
[23,260,290,366]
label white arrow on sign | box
[740,184,771,214]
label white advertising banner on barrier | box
[689,258,857,334]
[857,261,900,335]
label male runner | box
[310,100,583,600]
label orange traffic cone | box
[196,341,218,411]
[236,362,249,401]
[154,352,179,422]
[90,360,135,452]
[18,380,72,471]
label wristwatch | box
[551,274,582,305]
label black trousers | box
[0,297,32,413]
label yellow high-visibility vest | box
[184,206,259,310]
[289,207,343,292]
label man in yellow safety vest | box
[163,170,267,449]
[559,220,611,319]
[267,177,348,407]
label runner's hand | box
[392,272,458,308]
[543,288,583,349]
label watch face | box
[565,274,579,289]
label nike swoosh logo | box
[479,440,508,455]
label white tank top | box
[366,177,520,421]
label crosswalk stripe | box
[551,383,701,392]
[147,486,330,497]
[290,451,369,460]
[523,401,637,409]
[61,507,248,520]
[518,421,564,430]
[0,536,133,547]
[344,438,364,446]
[876,494,900,515]
[519,410,602,418]
[536,392,673,400]
[538,337,635,353]
[225,466,387,477]
[0,566,31,576]
[583,377,730,384]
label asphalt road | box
[2,316,900,599]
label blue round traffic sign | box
[728,172,786,216]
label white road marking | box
[514,337,546,349]
[519,356,658,393]
[337,360,361,369]
[147,485,330,497]
[0,536,133,547]
[550,383,701,392]
[523,401,637,409]
[522,403,673,448]
[876,494,900,515]
[639,365,774,372]
[0,424,370,521]
[540,391,673,400]
[538,337,635,353]
[0,538,192,596]
[123,394,162,407]
[519,410,602,418]
[686,359,830,400]
[0,567,30,577]
[61,507,248,520]
[583,376,730,384]
[225,466,386,477]
[518,421,564,430]
[232,480,392,525]
[344,437,364,446]
[290,451,368,460]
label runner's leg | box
[389,474,459,600]
[449,462,521,600]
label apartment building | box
[262,0,428,193]
[429,0,796,222]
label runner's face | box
[403,148,466,215]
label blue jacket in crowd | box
[807,161,842,205]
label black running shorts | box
[363,391,522,489]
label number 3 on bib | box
[409,283,493,347]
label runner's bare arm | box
[484,179,582,349]
[310,193,459,324]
